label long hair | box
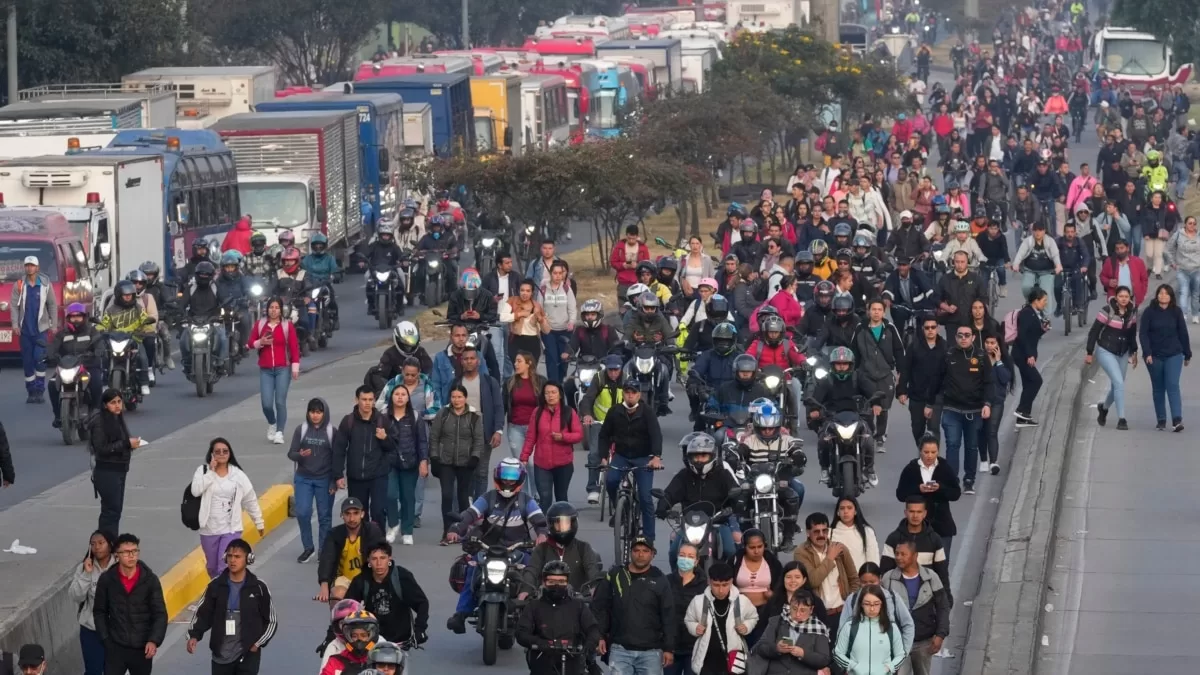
[1153,283,1178,310]
[206,437,242,470]
[533,381,574,434]
[854,584,893,636]
[832,497,872,557]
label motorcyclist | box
[887,210,931,262]
[710,354,771,418]
[445,268,501,375]
[521,503,604,593]
[126,270,161,383]
[244,232,274,279]
[730,221,764,270]
[266,230,296,269]
[813,294,859,350]
[46,302,104,428]
[625,293,674,416]
[563,299,620,409]
[580,354,627,503]
[829,222,854,253]
[99,280,153,397]
[367,321,436,399]
[882,257,937,330]
[181,238,214,283]
[394,207,424,250]
[810,240,838,280]
[656,257,683,302]
[273,247,316,335]
[416,215,459,299]
[793,252,819,303]
[678,282,725,352]
[216,251,252,358]
[515,560,602,675]
[1141,149,1169,195]
[798,280,836,349]
[366,642,406,675]
[736,399,806,548]
[805,347,879,486]
[179,261,230,376]
[362,221,407,316]
[850,232,887,293]
[686,322,740,432]
[446,459,549,634]
[319,610,379,675]
[138,260,176,371]
[656,433,741,565]
[302,232,342,329]
[942,221,988,268]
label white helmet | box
[625,283,650,306]
[393,321,420,355]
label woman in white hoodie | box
[685,562,760,675]
[830,497,880,575]
[191,437,265,578]
[68,529,116,675]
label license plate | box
[0,330,12,342]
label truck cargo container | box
[122,66,278,129]
[348,74,474,158]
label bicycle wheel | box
[1062,289,1072,336]
[597,469,608,522]
[613,494,631,567]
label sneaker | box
[866,472,879,487]
[1015,413,1039,428]
[820,469,830,484]
[51,417,61,429]
[447,613,467,634]
[990,462,1001,475]
[139,385,150,396]
[166,354,176,370]
[401,535,414,546]
[1156,419,1167,431]
[1000,286,1008,298]
[1173,418,1185,433]
[25,393,35,404]
[978,460,989,474]
[1193,316,1200,325]
[1097,404,1108,427]
[267,424,277,442]
[876,435,887,453]
[413,516,422,529]
[587,491,600,505]
[386,525,399,543]
[273,431,285,444]
[963,478,976,494]
[297,548,315,564]
[1116,419,1129,430]
[148,371,156,385]
[1156,273,1163,280]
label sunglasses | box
[923,325,939,331]
[956,332,974,338]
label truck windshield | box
[1102,38,1167,76]
[596,92,619,129]
[474,117,496,152]
[237,183,309,227]
[0,242,58,282]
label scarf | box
[783,608,830,639]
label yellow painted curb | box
[159,484,295,619]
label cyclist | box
[1011,222,1063,316]
[888,210,931,262]
[1054,221,1091,318]
[736,399,806,547]
[976,220,1011,299]
[814,294,859,351]
[805,347,880,486]
[882,257,936,333]
[942,221,987,268]
[710,354,772,419]
[686,322,740,431]
[655,433,741,567]
[598,379,664,543]
[580,354,627,504]
[516,560,602,675]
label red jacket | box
[767,289,804,326]
[519,405,583,469]
[891,120,913,143]
[932,114,954,138]
[246,318,301,369]
[610,241,650,286]
[745,338,805,369]
[222,216,254,255]
[1100,256,1149,306]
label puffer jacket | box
[850,321,905,382]
[332,408,395,481]
[1086,300,1138,358]
[519,404,583,470]
[429,405,484,467]
[93,562,168,649]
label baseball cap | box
[621,381,640,392]
[341,497,365,514]
[18,644,45,667]
[603,354,624,370]
[630,536,656,552]
[22,256,38,266]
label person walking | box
[895,436,961,558]
[315,498,385,602]
[506,280,549,365]
[185,539,277,675]
[288,398,336,564]
[897,316,947,444]
[838,563,915,662]
[541,262,578,383]
[13,644,46,675]
[1139,284,1192,431]
[931,323,993,493]
[879,497,951,592]
[10,255,56,403]
[92,533,167,675]
[451,345,504,499]
[376,357,440,529]
[70,530,116,675]
[88,389,143,535]
[333,385,395,528]
[1011,288,1051,428]
[794,513,861,637]
[505,351,546,499]
[1166,216,1200,323]
[482,252,520,379]
[345,541,430,646]
[879,541,951,675]
[520,381,583,510]
[191,438,265,579]
[247,297,301,445]
[429,385,485,542]
[381,385,428,546]
[977,334,1011,473]
[1100,239,1149,305]
[1086,287,1139,431]
[683,562,758,675]
[830,497,880,575]
[666,543,708,675]
[592,537,676,675]
[833,585,907,675]
[747,588,832,675]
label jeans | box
[81,625,106,675]
[180,325,230,369]
[604,454,657,541]
[585,422,603,492]
[609,645,664,675]
[1095,347,1130,419]
[386,468,420,534]
[542,329,571,383]
[19,329,47,395]
[1021,270,1057,315]
[1172,162,1191,200]
[1130,224,1144,257]
[1147,353,1184,422]
[1015,358,1043,415]
[1177,269,1200,319]
[199,530,242,578]
[980,399,1004,464]
[93,467,127,535]
[490,325,512,379]
[941,409,983,482]
[293,474,334,552]
[438,463,474,535]
[508,424,537,501]
[258,367,291,429]
[533,464,573,511]
[347,475,388,528]
[49,373,104,421]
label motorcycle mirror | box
[650,488,666,500]
[654,237,670,248]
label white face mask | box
[623,399,639,410]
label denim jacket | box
[376,372,442,420]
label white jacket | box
[191,464,265,536]
[830,521,881,574]
[846,190,893,232]
[685,586,759,675]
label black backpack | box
[181,469,203,531]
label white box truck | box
[0,98,170,159]
[403,103,434,156]
[121,66,278,129]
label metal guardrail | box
[18,83,174,100]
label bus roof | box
[1097,26,1160,41]
[521,74,567,90]
[352,73,470,87]
[599,38,681,49]
[209,110,353,132]
[0,99,144,119]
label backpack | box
[181,479,202,531]
[254,319,293,364]
[752,338,794,364]
[1002,308,1020,344]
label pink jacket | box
[767,289,804,326]
[519,405,583,469]
[1066,176,1098,214]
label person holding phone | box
[894,435,961,559]
[88,389,143,535]
[746,588,831,675]
[247,297,301,445]
[69,530,116,675]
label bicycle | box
[1060,268,1089,336]
[982,264,1003,317]
[585,462,662,567]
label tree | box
[200,0,388,85]
[1112,0,1200,66]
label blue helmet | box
[310,232,329,253]
[751,398,782,432]
[727,202,748,218]
[493,458,526,498]
[220,250,243,266]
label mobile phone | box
[925,481,938,488]
[778,637,794,648]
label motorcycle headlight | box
[190,327,208,343]
[250,284,264,296]
[485,559,508,584]
[375,270,391,282]
[815,368,829,380]
[481,237,496,247]
[59,366,79,384]
[310,288,322,299]
[806,356,818,366]
[835,423,858,440]
[635,357,654,374]
[579,368,597,385]
[763,375,781,390]
[110,339,129,356]
[933,250,945,261]
[428,260,440,269]
[684,525,707,546]
[754,473,774,494]
[525,225,536,235]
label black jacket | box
[345,563,430,642]
[593,565,676,652]
[181,280,221,321]
[523,539,605,591]
[597,402,662,460]
[1087,301,1138,358]
[0,421,10,484]
[882,269,936,311]
[1011,305,1047,360]
[88,410,133,471]
[333,409,395,481]
[187,569,277,654]
[879,520,951,593]
[446,290,500,324]
[850,321,905,382]
[376,344,434,380]
[887,225,930,261]
[657,467,738,518]
[482,270,520,299]
[667,569,708,653]
[897,336,947,403]
[516,595,602,675]
[807,371,876,416]
[93,562,168,649]
[46,324,102,368]
[936,271,987,327]
[567,324,621,360]
[317,523,386,585]
[895,458,961,538]
[932,343,994,412]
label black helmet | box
[138,260,160,280]
[541,559,572,581]
[636,261,657,279]
[832,294,854,318]
[656,256,678,273]
[545,502,579,545]
[250,232,267,253]
[708,295,729,320]
[712,321,738,355]
[191,239,210,256]
[114,280,137,308]
[833,223,853,238]
[194,261,216,283]
[815,280,835,306]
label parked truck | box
[0,94,177,159]
[348,74,475,158]
[596,39,684,93]
[122,66,278,129]
[470,72,523,156]
[403,103,434,156]
[210,111,362,262]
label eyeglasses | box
[212,448,230,455]
[923,326,939,331]
[861,601,883,609]
[117,549,139,556]
[956,332,974,338]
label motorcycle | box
[621,343,677,416]
[52,354,93,445]
[308,285,335,349]
[369,265,404,329]
[805,396,879,499]
[652,495,736,574]
[473,230,508,278]
[453,531,537,666]
[735,442,806,552]
[183,318,224,398]
[758,365,801,432]
[417,250,454,307]
[221,302,247,376]
[100,317,155,411]
[245,280,267,327]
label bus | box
[521,37,605,60]
[433,50,507,75]
[536,15,633,41]
[519,75,571,151]
[354,55,475,81]
[1092,27,1193,95]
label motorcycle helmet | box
[712,322,738,356]
[707,294,729,322]
[277,230,296,251]
[809,239,829,260]
[377,222,396,244]
[331,599,363,628]
[310,232,329,254]
[638,291,661,317]
[280,248,301,273]
[795,250,815,271]
[635,261,657,283]
[459,267,482,300]
[761,314,786,347]
[191,238,210,259]
[392,321,420,355]
[835,248,853,264]
[734,354,758,387]
[698,277,718,293]
[815,280,836,307]
[953,221,971,234]
[752,398,783,440]
[580,299,604,328]
[250,232,267,255]
[852,233,872,254]
[127,269,148,295]
[739,220,758,237]
[1146,149,1161,166]
[427,215,445,240]
[685,432,718,476]
[368,642,405,669]
[656,255,678,282]
[545,501,579,545]
[832,294,854,320]
[341,610,380,653]
[65,302,88,329]
[193,261,216,285]
[625,283,650,308]
[397,208,415,227]
[833,223,853,239]
[220,251,242,278]
[138,260,160,283]
[493,457,526,498]
[829,346,856,379]
[727,202,748,219]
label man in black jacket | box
[517,560,602,675]
[592,537,675,672]
[333,386,396,528]
[931,325,994,494]
[93,533,167,675]
[316,498,386,602]
[598,384,664,541]
[883,258,936,334]
[879,497,952,592]
[185,539,277,675]
[936,251,987,328]
[897,316,947,444]
[346,541,429,646]
[481,253,520,378]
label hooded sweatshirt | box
[222,217,254,255]
[288,398,335,478]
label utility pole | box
[6,5,16,104]
[965,0,979,20]
[812,0,840,44]
[461,0,469,49]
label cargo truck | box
[470,72,523,156]
[727,1,810,31]
[348,74,474,158]
[121,66,278,129]
[596,39,684,93]
[210,111,362,263]
[0,95,176,159]
[403,103,434,156]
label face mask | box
[623,400,638,410]
[676,557,697,573]
[432,232,441,240]
[543,586,569,603]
